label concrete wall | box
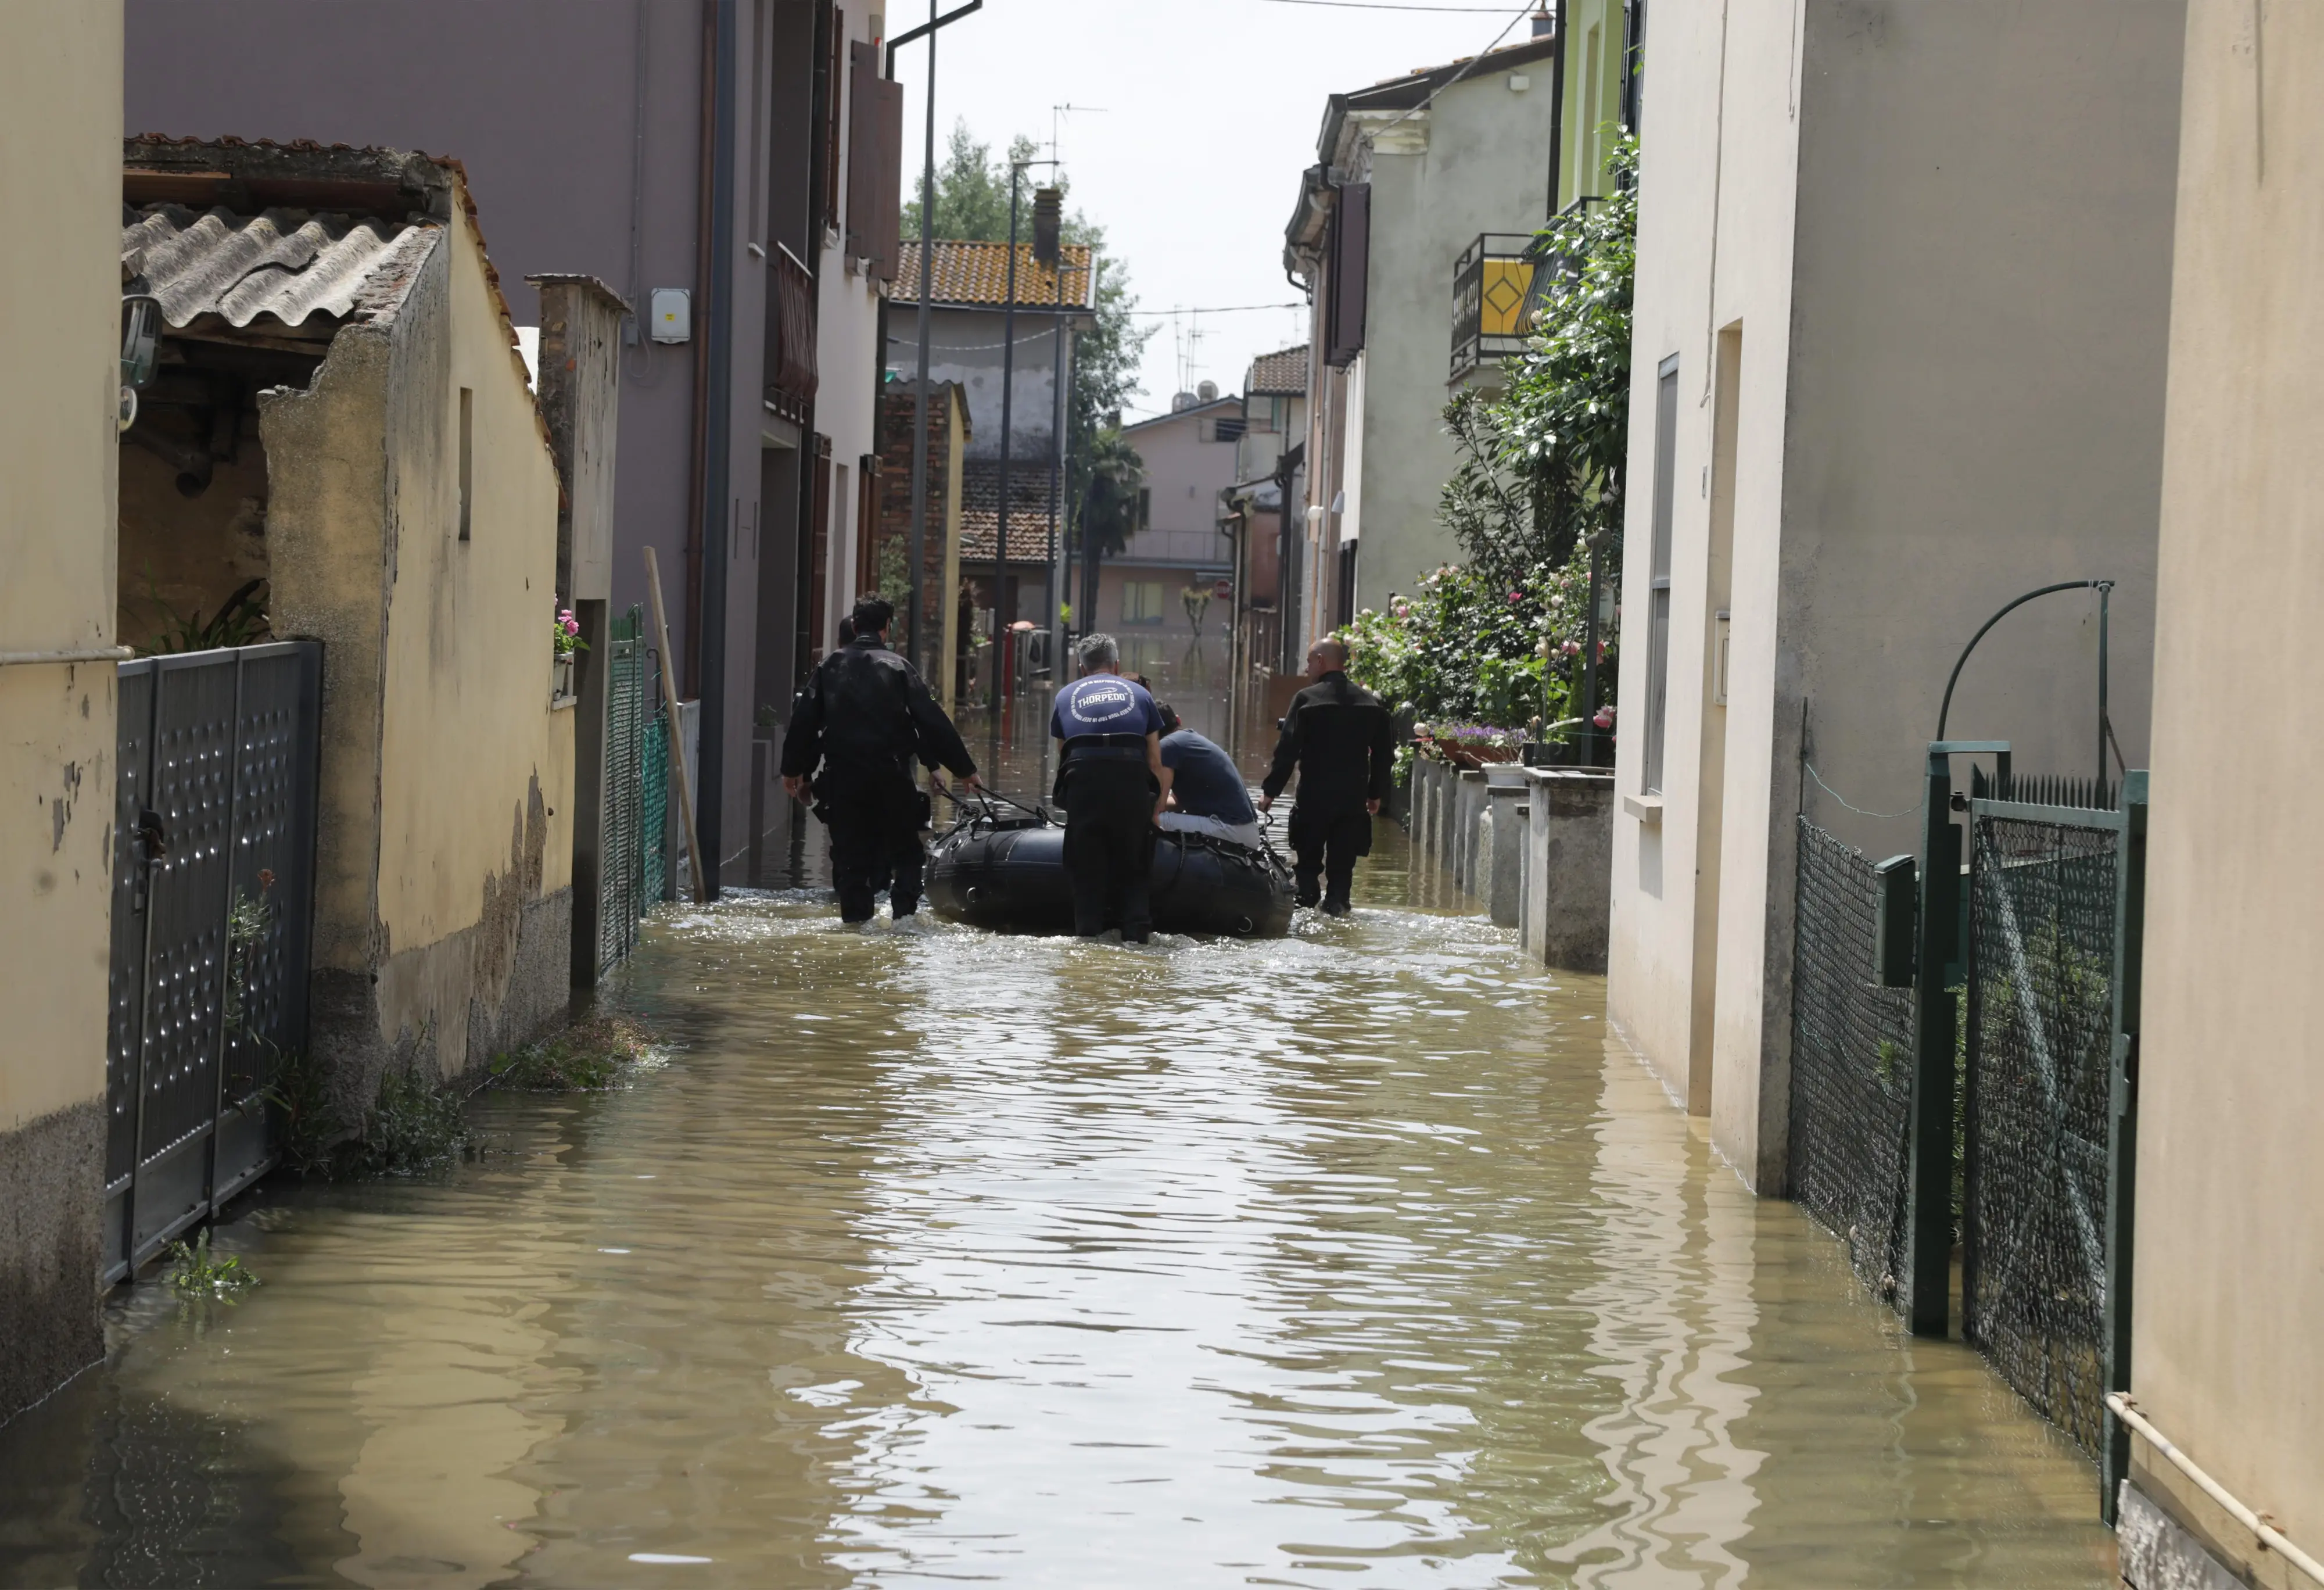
[266,199,572,1100]
[2126,0,2324,1571]
[895,304,1072,463]
[1346,63,1558,608]
[0,0,121,1424]
[1608,0,2182,1188]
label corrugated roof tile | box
[124,201,437,331]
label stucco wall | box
[1350,63,1558,608]
[264,202,572,1091]
[1122,402,1240,563]
[2132,0,2324,1554]
[1608,0,2182,1189]
[897,305,1070,464]
[0,0,121,1421]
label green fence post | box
[2100,769,2149,1523]
[1909,739,2010,1338]
[1907,745,1960,1336]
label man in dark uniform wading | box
[781,595,980,923]
[1051,633,1169,941]
[1258,638,1395,915]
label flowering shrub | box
[1340,553,1606,734]
[553,607,586,660]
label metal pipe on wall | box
[695,0,740,896]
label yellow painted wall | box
[372,200,570,953]
[2132,0,2324,1558]
[0,0,122,1131]
[260,175,572,1079]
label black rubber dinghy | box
[926,813,1297,938]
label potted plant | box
[552,607,585,700]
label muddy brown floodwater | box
[0,715,2117,1587]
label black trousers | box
[1290,805,1371,907]
[823,775,924,922]
[1061,758,1155,937]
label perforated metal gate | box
[105,643,321,1283]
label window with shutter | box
[867,74,903,281]
[820,9,845,227]
[845,40,877,263]
[1325,182,1369,368]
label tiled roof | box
[1247,344,1308,395]
[124,202,438,331]
[959,460,1064,564]
[894,241,1096,310]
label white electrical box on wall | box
[649,287,691,343]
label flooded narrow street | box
[0,699,2114,1587]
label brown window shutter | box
[845,40,877,264]
[820,9,846,224]
[869,75,904,282]
[1325,181,1369,368]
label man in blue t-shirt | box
[1153,705,1264,850]
[1049,633,1168,940]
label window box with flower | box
[551,606,586,703]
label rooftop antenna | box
[1050,102,1108,166]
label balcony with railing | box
[765,242,818,424]
[1449,234,1538,384]
[1448,201,1603,384]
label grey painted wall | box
[888,304,1074,462]
[124,0,844,879]
[1351,63,1558,603]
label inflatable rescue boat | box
[926,809,1296,938]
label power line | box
[1126,300,1304,316]
[1253,0,1535,11]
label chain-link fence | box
[597,607,671,975]
[1966,812,2121,1458]
[1788,817,1917,1307]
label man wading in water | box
[1051,633,1168,941]
[1258,638,1395,915]
[782,595,981,923]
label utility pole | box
[992,162,1022,749]
[891,0,983,681]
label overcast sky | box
[892,0,1543,420]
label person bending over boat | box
[1153,705,1265,850]
[782,595,981,923]
[1257,638,1395,915]
[1051,633,1168,942]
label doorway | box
[1687,322,1741,1115]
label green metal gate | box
[1963,772,2146,1491]
[597,606,670,974]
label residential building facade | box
[887,238,1096,674]
[1606,0,2181,1183]
[125,0,903,892]
[1282,33,1562,662]
[0,0,122,1426]
[2120,2,2324,1580]
[1103,391,1241,674]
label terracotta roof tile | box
[894,241,1096,310]
[959,460,1064,564]
[1247,344,1308,395]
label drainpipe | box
[685,0,718,696]
[695,0,740,897]
[1546,0,1567,214]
